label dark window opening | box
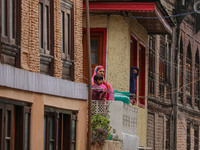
[179,38,183,103]
[195,50,200,108]
[44,108,77,150]
[194,125,199,150]
[148,35,155,95]
[186,44,192,105]
[0,100,31,150]
[187,123,191,150]
[61,0,74,80]
[39,0,54,75]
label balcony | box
[92,100,139,149]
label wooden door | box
[83,32,103,83]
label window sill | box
[1,41,20,66]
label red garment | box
[92,84,107,100]
[91,66,114,100]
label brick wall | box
[21,0,40,72]
[73,0,83,82]
[20,0,83,82]
[147,111,167,150]
[147,112,155,149]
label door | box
[83,32,104,83]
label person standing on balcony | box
[92,65,114,100]
[130,67,139,104]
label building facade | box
[146,0,200,150]
[0,0,88,150]
[83,0,173,148]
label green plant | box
[91,113,112,145]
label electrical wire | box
[128,11,195,19]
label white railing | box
[92,100,138,140]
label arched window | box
[186,43,192,105]
[195,49,200,108]
[148,35,155,95]
[179,37,183,103]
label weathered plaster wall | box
[107,16,130,91]
[0,87,88,150]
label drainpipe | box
[85,0,92,149]
[105,15,110,81]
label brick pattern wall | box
[73,0,83,82]
[155,115,164,150]
[147,112,166,150]
[21,0,40,73]
[19,0,83,81]
[147,113,155,149]
[53,0,62,78]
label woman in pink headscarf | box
[91,65,114,100]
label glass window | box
[39,0,51,54]
[0,102,30,150]
[44,110,77,150]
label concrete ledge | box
[91,140,122,150]
[0,64,88,100]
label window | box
[44,108,77,150]
[148,35,155,95]
[0,100,31,150]
[159,35,166,99]
[1,0,20,66]
[194,125,199,150]
[61,0,74,80]
[39,0,53,75]
[186,44,192,105]
[179,38,183,103]
[195,50,200,108]
[187,123,191,150]
[166,35,172,99]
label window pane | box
[91,53,98,64]
[71,143,75,150]
[39,3,43,48]
[45,5,49,50]
[44,115,47,150]
[6,111,11,137]
[49,142,54,150]
[50,117,54,139]
[61,11,65,53]
[10,0,14,39]
[65,14,69,54]
[5,140,10,150]
[71,120,76,141]
[24,113,30,150]
[2,0,7,36]
[91,40,98,64]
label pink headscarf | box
[92,65,114,100]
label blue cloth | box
[130,67,139,94]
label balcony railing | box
[92,100,138,140]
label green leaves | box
[91,113,112,144]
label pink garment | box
[91,66,114,100]
[92,84,107,100]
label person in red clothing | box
[91,65,114,100]
[92,74,107,100]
